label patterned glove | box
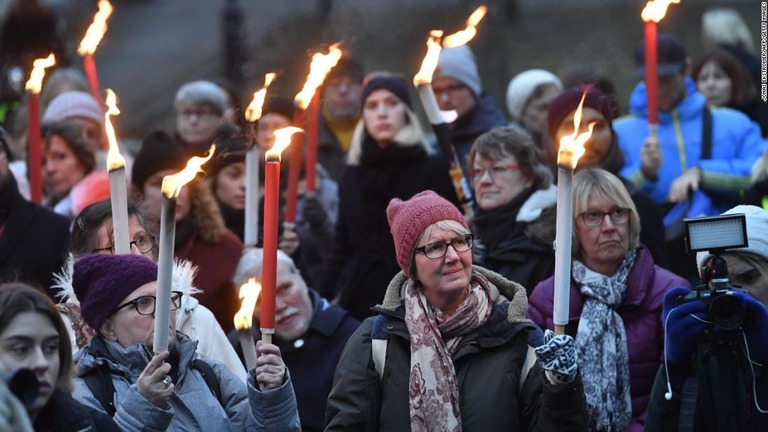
[534,329,578,385]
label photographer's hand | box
[729,291,768,364]
[663,288,710,365]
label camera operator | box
[646,205,768,432]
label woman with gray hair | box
[529,168,689,431]
[469,125,556,293]
[174,80,230,154]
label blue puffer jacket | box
[72,333,300,432]
[615,78,765,210]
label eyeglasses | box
[468,164,521,183]
[114,291,183,315]
[178,108,221,120]
[414,235,474,259]
[93,234,156,255]
[578,208,631,227]
[432,83,468,98]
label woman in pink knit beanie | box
[326,190,587,431]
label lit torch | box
[288,43,342,224]
[153,146,215,354]
[234,278,261,371]
[262,127,302,344]
[243,72,276,247]
[413,6,487,216]
[553,92,595,335]
[24,53,56,205]
[78,0,113,104]
[641,0,680,138]
[104,89,130,254]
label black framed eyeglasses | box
[414,235,474,259]
[93,234,156,255]
[578,208,631,227]
[114,291,183,316]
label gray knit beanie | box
[42,91,104,126]
[434,45,482,98]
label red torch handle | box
[305,94,320,193]
[261,160,280,333]
[27,94,42,204]
[285,108,304,224]
[644,21,658,127]
[83,54,103,105]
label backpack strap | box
[701,106,712,160]
[519,345,537,393]
[83,364,117,417]
[193,359,222,405]
[371,315,389,379]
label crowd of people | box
[1,4,767,431]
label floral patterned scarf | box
[404,273,493,432]
[572,249,636,431]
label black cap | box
[633,32,687,78]
[131,131,188,189]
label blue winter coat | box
[72,333,299,431]
[615,78,765,210]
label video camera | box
[676,213,748,331]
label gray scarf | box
[573,249,636,431]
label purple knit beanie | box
[547,86,613,142]
[42,91,104,126]
[387,190,468,275]
[73,254,158,330]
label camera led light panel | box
[684,213,748,253]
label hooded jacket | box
[325,266,587,431]
[72,333,299,431]
[615,77,765,210]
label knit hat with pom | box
[386,190,467,275]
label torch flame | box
[78,0,114,55]
[161,145,215,198]
[104,89,125,170]
[442,5,488,48]
[24,54,56,94]
[294,43,343,110]
[234,278,262,330]
[641,0,680,23]
[558,92,595,169]
[265,126,303,161]
[245,73,277,122]
[413,30,444,85]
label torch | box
[286,43,343,227]
[243,72,277,247]
[641,0,680,139]
[413,6,487,216]
[262,127,302,344]
[24,53,56,205]
[553,92,594,335]
[153,146,215,354]
[78,0,113,105]
[104,89,129,254]
[234,278,261,371]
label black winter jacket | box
[325,267,587,431]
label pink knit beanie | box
[386,190,467,275]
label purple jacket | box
[528,245,690,432]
